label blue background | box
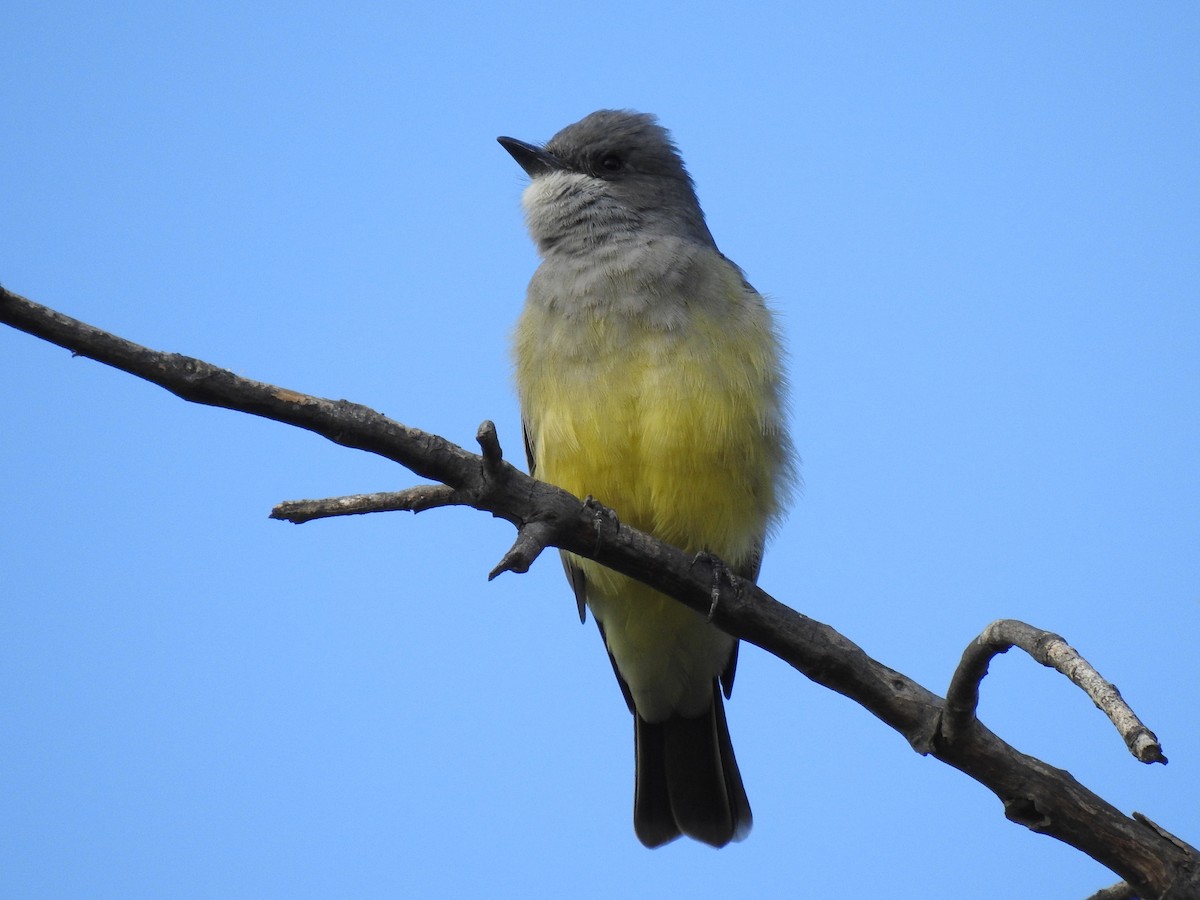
[3,3,1197,897]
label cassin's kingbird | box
[499,110,794,848]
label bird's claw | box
[582,496,619,557]
[690,550,740,621]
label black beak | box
[497,136,566,178]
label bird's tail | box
[632,680,752,848]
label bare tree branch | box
[488,519,561,580]
[270,485,469,523]
[3,284,1198,899]
[270,425,506,523]
[1085,883,1136,900]
[944,619,1167,764]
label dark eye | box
[599,153,624,172]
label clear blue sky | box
[3,3,1197,898]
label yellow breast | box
[515,301,784,568]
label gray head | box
[498,110,716,256]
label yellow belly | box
[515,302,784,719]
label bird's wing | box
[525,419,590,625]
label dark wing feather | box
[525,419,589,625]
[719,538,765,698]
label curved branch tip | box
[942,619,1167,767]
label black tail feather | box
[632,681,752,848]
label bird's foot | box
[582,496,619,557]
[690,550,740,622]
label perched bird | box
[499,110,794,848]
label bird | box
[498,110,794,848]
